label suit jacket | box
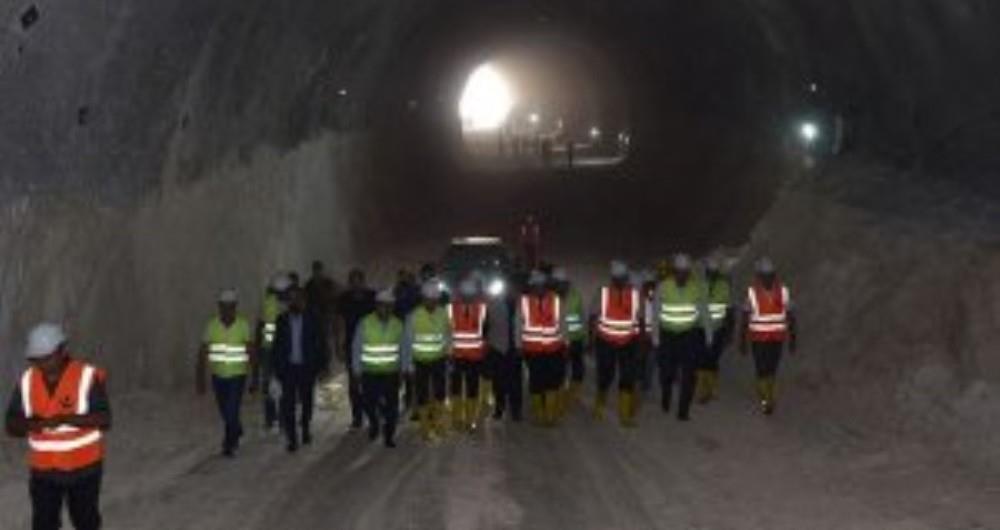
[273,310,328,378]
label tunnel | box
[1,0,999,528]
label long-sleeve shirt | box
[351,316,411,374]
[486,298,513,353]
[650,283,714,347]
[513,295,568,349]
[402,311,452,370]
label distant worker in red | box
[740,257,798,415]
[6,323,111,530]
[591,261,643,427]
[519,214,541,269]
[448,279,489,432]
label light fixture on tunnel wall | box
[337,88,348,97]
[458,62,515,132]
[589,126,601,140]
[799,121,820,144]
[529,112,540,125]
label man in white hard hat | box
[696,257,734,404]
[6,323,111,530]
[198,289,256,457]
[353,289,408,447]
[652,253,712,421]
[740,257,797,415]
[406,281,453,440]
[256,273,291,432]
[447,278,489,432]
[552,267,586,408]
[515,270,566,426]
[590,260,643,426]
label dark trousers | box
[699,328,729,372]
[347,365,365,427]
[30,470,102,530]
[414,359,447,405]
[526,354,564,395]
[658,329,704,418]
[752,341,784,377]
[568,340,585,383]
[362,373,400,442]
[403,373,415,411]
[212,375,246,452]
[280,365,316,444]
[450,358,482,398]
[494,351,523,420]
[596,339,639,392]
[639,339,656,392]
[258,346,278,428]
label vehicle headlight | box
[437,280,449,293]
[487,278,505,297]
[799,121,820,143]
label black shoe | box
[350,419,363,430]
[492,407,504,420]
[409,411,419,422]
[368,425,379,442]
[661,398,672,413]
[384,437,397,449]
[287,442,298,453]
[222,447,235,458]
[677,412,690,422]
[302,431,312,445]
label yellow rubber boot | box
[695,371,712,404]
[530,394,545,425]
[555,386,569,419]
[464,398,479,432]
[569,381,582,403]
[764,378,777,415]
[451,397,465,431]
[544,391,560,426]
[593,390,608,420]
[479,379,493,418]
[433,400,450,436]
[619,390,637,428]
[418,405,434,441]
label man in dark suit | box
[274,286,328,452]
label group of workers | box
[3,255,795,529]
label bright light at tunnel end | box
[459,63,515,132]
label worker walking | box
[515,270,566,426]
[5,323,111,530]
[406,282,453,440]
[448,279,489,432]
[740,258,798,415]
[274,286,328,452]
[652,255,711,422]
[256,274,290,432]
[591,261,643,427]
[335,269,376,430]
[198,289,256,456]
[488,285,521,421]
[353,290,408,447]
[697,257,734,403]
[552,268,586,405]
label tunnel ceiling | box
[2,0,1000,202]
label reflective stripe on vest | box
[658,279,703,332]
[448,302,487,359]
[262,322,277,346]
[747,283,790,341]
[208,343,249,364]
[23,361,104,471]
[411,307,449,362]
[563,290,585,339]
[361,315,403,373]
[520,294,563,355]
[597,286,640,345]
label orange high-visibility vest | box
[448,300,487,361]
[20,360,105,472]
[520,293,563,356]
[747,281,790,343]
[597,285,640,346]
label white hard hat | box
[458,279,478,297]
[704,256,722,272]
[270,273,291,292]
[422,281,441,300]
[376,288,395,304]
[25,323,67,359]
[528,270,548,287]
[610,260,629,278]
[755,257,776,275]
[551,267,569,283]
[218,288,239,304]
[672,253,692,271]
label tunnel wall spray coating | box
[0,0,998,389]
